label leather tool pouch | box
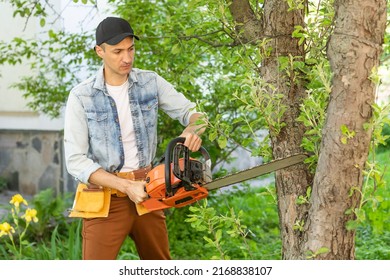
[69,183,111,218]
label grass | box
[355,149,390,259]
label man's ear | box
[95,45,104,58]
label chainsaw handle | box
[165,137,210,197]
[165,137,185,197]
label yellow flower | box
[22,208,39,223]
[0,222,15,237]
[9,194,28,208]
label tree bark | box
[303,0,387,259]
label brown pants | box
[82,195,171,260]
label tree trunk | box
[230,0,314,259]
[303,0,387,259]
[260,0,314,259]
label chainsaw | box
[140,137,212,213]
[138,137,308,215]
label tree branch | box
[229,0,264,43]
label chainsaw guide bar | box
[203,153,309,191]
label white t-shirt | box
[106,80,139,171]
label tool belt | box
[68,165,152,218]
[111,165,152,197]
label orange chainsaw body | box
[140,138,211,212]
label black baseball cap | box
[96,17,139,46]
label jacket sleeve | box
[63,92,101,184]
[156,74,198,126]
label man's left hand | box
[180,132,202,152]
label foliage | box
[380,121,390,142]
[366,103,390,153]
[356,226,390,260]
[356,150,390,260]
[119,183,282,260]
[296,61,332,171]
[166,183,282,260]
[381,4,390,65]
[361,150,390,234]
[349,148,389,260]
[0,177,8,193]
[0,31,99,117]
[344,103,390,231]
[0,194,39,259]
[28,188,73,240]
[0,190,81,260]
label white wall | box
[0,1,64,131]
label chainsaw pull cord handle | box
[164,137,210,197]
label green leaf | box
[208,130,218,142]
[316,247,329,255]
[345,208,353,215]
[306,186,312,197]
[217,135,227,149]
[215,229,222,241]
[40,18,45,27]
[340,124,349,135]
[346,219,359,230]
[171,43,181,54]
[203,236,214,245]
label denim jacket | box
[64,66,197,183]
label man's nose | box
[123,51,132,63]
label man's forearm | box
[88,168,148,204]
[88,168,123,189]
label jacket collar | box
[93,65,138,93]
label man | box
[64,17,205,260]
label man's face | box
[95,36,135,85]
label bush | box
[356,226,390,260]
[377,122,390,153]
[28,188,73,241]
[0,190,80,260]
[165,183,282,260]
[0,177,8,193]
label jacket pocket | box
[85,112,108,141]
[140,98,158,128]
[86,111,108,122]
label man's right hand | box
[122,180,148,205]
[88,168,149,205]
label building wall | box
[0,1,75,195]
[0,130,76,194]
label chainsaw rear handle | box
[164,137,210,197]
